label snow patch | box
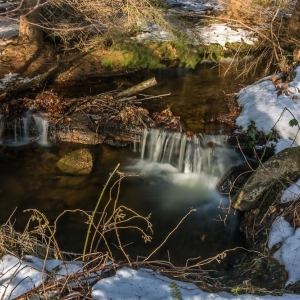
[236,66,300,145]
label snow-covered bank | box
[236,66,300,144]
[1,254,300,300]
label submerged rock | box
[231,147,300,211]
[56,175,87,187]
[56,148,93,175]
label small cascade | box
[1,115,36,145]
[132,134,141,153]
[23,113,30,139]
[0,112,50,146]
[33,114,50,146]
[139,128,238,178]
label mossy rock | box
[56,148,93,175]
[232,147,300,211]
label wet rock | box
[52,127,106,145]
[41,151,59,161]
[232,147,300,211]
[56,148,93,175]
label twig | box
[82,164,120,261]
[143,209,196,262]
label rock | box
[231,147,300,211]
[56,148,93,175]
[41,151,59,161]
[51,126,106,145]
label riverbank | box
[1,0,300,298]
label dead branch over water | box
[0,77,181,145]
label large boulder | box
[56,148,93,175]
[231,147,300,211]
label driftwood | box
[64,77,163,116]
[116,77,157,98]
[0,76,175,146]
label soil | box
[0,39,141,83]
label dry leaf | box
[277,90,283,97]
[292,95,298,102]
[284,90,290,96]
[281,82,289,90]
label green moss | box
[100,34,263,70]
[224,42,255,52]
[101,57,114,69]
[197,44,225,63]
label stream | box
[0,62,257,266]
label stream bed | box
[0,62,257,266]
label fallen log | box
[64,77,161,116]
[116,77,157,98]
[5,62,73,96]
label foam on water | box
[0,112,50,146]
[128,129,243,208]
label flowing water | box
[0,63,255,265]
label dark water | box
[52,62,257,133]
[0,63,254,266]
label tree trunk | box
[18,0,43,47]
[288,0,300,39]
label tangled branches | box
[220,0,298,77]
[40,0,171,50]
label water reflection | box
[135,63,255,133]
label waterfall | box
[33,114,50,146]
[23,114,30,138]
[0,112,50,146]
[138,128,238,179]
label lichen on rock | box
[231,147,300,211]
[56,148,93,175]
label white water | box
[33,114,50,146]
[0,113,50,146]
[139,128,240,178]
[127,129,243,209]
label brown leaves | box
[152,108,184,131]
[272,74,300,102]
[34,91,67,116]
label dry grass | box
[0,163,293,298]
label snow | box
[0,255,45,300]
[0,0,300,298]
[275,139,298,154]
[0,73,38,90]
[1,255,300,300]
[236,67,300,144]
[234,50,300,291]
[281,179,300,203]
[268,218,300,286]
[195,23,256,46]
[166,0,225,12]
